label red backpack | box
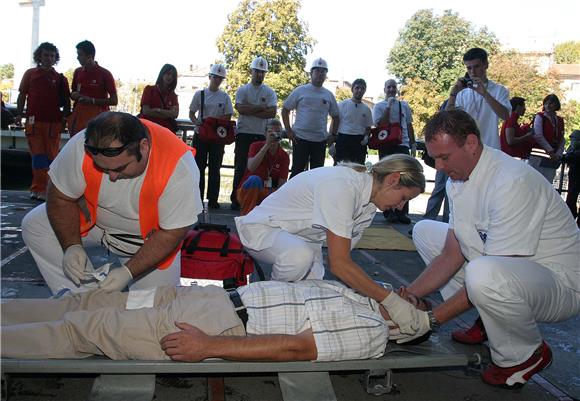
[181,223,263,288]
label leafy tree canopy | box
[335,86,351,102]
[0,63,14,80]
[216,0,314,109]
[387,9,499,92]
[554,41,580,64]
[488,51,562,121]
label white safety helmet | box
[310,57,328,71]
[250,56,269,72]
[208,64,227,78]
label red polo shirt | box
[139,85,179,131]
[500,112,533,159]
[71,62,116,110]
[19,67,70,122]
[240,140,290,187]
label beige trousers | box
[1,285,245,360]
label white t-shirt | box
[235,83,277,135]
[454,80,510,149]
[282,83,339,141]
[372,100,413,147]
[48,131,203,255]
[235,166,377,251]
[447,146,579,291]
[189,88,233,121]
[337,99,373,136]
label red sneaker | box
[482,341,553,388]
[452,317,487,344]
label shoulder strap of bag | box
[157,86,166,109]
[200,89,205,121]
[398,101,403,124]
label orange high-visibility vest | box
[80,119,195,269]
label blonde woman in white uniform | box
[236,154,436,343]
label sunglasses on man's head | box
[84,142,132,157]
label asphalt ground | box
[1,190,578,401]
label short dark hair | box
[155,64,178,92]
[510,97,526,110]
[463,48,488,64]
[352,78,367,88]
[33,42,60,65]
[423,109,481,146]
[85,112,147,159]
[542,94,561,111]
[76,40,96,57]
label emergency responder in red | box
[15,42,71,201]
[68,40,118,136]
[236,118,290,215]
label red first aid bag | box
[181,223,261,287]
[368,123,403,150]
[198,117,236,145]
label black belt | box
[227,289,248,328]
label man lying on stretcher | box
[1,280,430,362]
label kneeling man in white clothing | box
[407,109,579,388]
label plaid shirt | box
[237,280,389,361]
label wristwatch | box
[427,310,441,332]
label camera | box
[460,72,474,89]
[271,132,282,141]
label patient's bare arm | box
[160,322,318,362]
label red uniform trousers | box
[25,121,63,194]
[67,103,105,136]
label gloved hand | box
[98,264,133,292]
[380,291,430,337]
[410,143,417,158]
[360,135,369,146]
[387,314,431,344]
[63,244,94,286]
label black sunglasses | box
[84,142,133,157]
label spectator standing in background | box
[372,79,416,224]
[15,42,71,201]
[230,57,278,210]
[282,58,339,178]
[189,64,233,209]
[500,96,535,159]
[68,40,117,135]
[139,64,179,133]
[330,78,372,165]
[528,94,566,183]
[446,47,510,149]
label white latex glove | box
[380,291,430,336]
[98,264,133,292]
[360,135,369,146]
[387,313,431,344]
[63,244,94,286]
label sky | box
[2,0,579,100]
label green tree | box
[335,86,351,102]
[216,0,314,109]
[387,9,500,92]
[400,78,446,139]
[0,63,14,80]
[488,51,562,121]
[554,41,580,64]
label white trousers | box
[245,228,325,282]
[21,204,181,295]
[527,155,558,184]
[413,220,580,367]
